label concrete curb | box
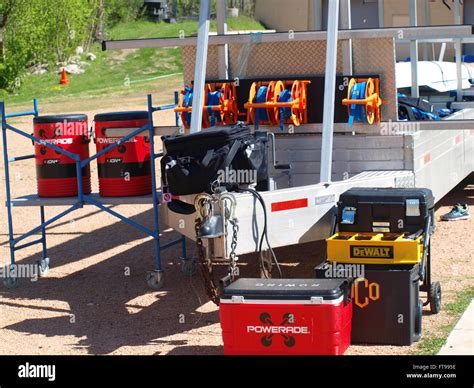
[438,300,474,355]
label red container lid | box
[34,114,88,124]
[94,111,148,122]
[221,278,350,302]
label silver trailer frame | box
[103,0,474,259]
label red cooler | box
[220,278,352,355]
[34,114,91,197]
[94,111,151,197]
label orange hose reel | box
[175,82,240,129]
[245,80,310,127]
[342,77,387,125]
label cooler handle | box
[342,279,353,306]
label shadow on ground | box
[0,204,325,354]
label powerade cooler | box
[94,111,151,197]
[316,187,438,346]
[220,278,352,355]
[34,114,91,197]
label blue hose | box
[207,90,222,127]
[348,81,367,126]
[183,86,193,125]
[254,86,268,128]
[278,89,292,130]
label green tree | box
[0,0,100,90]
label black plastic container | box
[315,262,422,346]
[337,188,435,234]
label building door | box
[322,0,379,30]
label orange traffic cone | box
[59,68,70,85]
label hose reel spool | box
[245,80,310,130]
[175,82,240,129]
[342,77,386,126]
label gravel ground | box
[0,92,472,355]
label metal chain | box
[228,217,239,280]
[195,217,221,305]
[194,192,240,306]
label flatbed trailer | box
[2,1,473,291]
[103,1,474,269]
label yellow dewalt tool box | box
[328,188,435,265]
[318,188,442,346]
[327,232,423,265]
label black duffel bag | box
[161,123,267,195]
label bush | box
[105,0,145,26]
[0,0,148,91]
[1,0,100,91]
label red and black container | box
[220,278,352,355]
[94,111,151,197]
[34,114,91,197]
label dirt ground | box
[0,88,473,355]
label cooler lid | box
[221,278,348,302]
[94,111,149,122]
[34,114,88,124]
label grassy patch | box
[417,336,451,355]
[415,286,474,355]
[445,287,474,315]
[1,16,265,106]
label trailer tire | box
[259,249,272,279]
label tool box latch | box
[406,199,421,217]
[231,296,245,303]
[310,297,323,304]
[341,207,356,224]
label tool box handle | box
[418,214,432,282]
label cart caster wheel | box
[429,281,442,314]
[3,276,17,289]
[180,258,197,276]
[146,271,164,290]
[37,257,50,278]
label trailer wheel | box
[259,250,273,279]
[180,257,197,276]
[429,281,442,314]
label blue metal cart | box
[0,94,188,289]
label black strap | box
[223,140,242,169]
[168,200,196,215]
[201,149,215,167]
